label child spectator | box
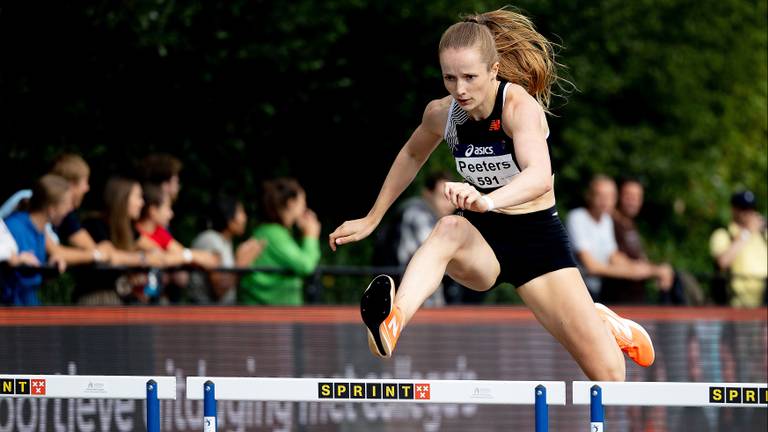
[2,175,71,305]
[135,184,217,266]
[135,184,217,302]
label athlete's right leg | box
[362,215,500,357]
[396,215,500,324]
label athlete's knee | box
[431,215,469,244]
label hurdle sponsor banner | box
[0,374,176,399]
[187,377,566,405]
[573,381,768,407]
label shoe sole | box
[360,275,395,357]
[595,303,655,365]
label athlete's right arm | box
[329,99,447,251]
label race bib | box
[452,141,520,188]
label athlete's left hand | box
[443,182,491,212]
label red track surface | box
[0,306,765,326]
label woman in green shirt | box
[240,178,321,305]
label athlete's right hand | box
[329,216,378,251]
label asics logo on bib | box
[464,144,495,157]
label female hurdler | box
[329,8,653,380]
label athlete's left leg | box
[517,267,627,381]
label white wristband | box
[182,248,193,263]
[481,195,495,212]
[92,249,104,263]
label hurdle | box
[0,374,176,432]
[187,377,566,432]
[573,381,768,431]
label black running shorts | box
[461,205,578,288]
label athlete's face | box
[440,46,499,114]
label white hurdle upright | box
[0,374,176,432]
[187,377,566,432]
[573,381,768,431]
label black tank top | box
[443,80,526,192]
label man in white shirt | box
[566,175,671,300]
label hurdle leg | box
[204,381,217,432]
[535,384,548,432]
[146,380,160,432]
[591,384,604,432]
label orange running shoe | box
[360,275,403,358]
[595,303,655,367]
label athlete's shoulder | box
[503,83,541,111]
[502,83,548,135]
[421,96,452,136]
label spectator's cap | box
[730,190,757,210]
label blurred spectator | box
[134,184,217,302]
[137,153,182,203]
[566,175,672,301]
[48,154,113,265]
[239,178,320,305]
[0,219,20,263]
[189,196,265,304]
[1,212,42,269]
[0,155,111,266]
[609,178,679,304]
[80,177,163,304]
[1,187,58,244]
[709,190,767,307]
[1,175,71,305]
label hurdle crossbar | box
[187,377,565,405]
[573,381,768,408]
[1,375,175,432]
[0,374,176,399]
[189,377,565,432]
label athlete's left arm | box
[486,88,553,208]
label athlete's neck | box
[467,80,499,121]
